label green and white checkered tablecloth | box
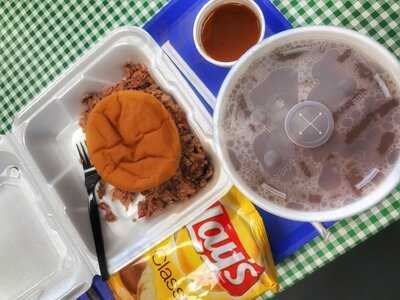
[1,0,399,297]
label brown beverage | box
[201,3,261,62]
[221,40,400,211]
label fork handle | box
[89,190,109,280]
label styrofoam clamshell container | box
[0,26,231,300]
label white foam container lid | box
[0,26,231,300]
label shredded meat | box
[98,202,117,222]
[97,180,107,200]
[81,64,214,219]
[112,188,134,211]
[80,94,102,130]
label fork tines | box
[76,142,91,169]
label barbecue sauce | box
[201,3,261,62]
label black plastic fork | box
[76,142,109,280]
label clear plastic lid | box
[221,39,400,211]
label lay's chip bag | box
[108,187,279,299]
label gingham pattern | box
[0,0,399,298]
[0,0,167,133]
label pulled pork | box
[83,64,214,219]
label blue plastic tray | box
[77,276,114,300]
[79,2,333,298]
[144,0,335,264]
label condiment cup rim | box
[193,0,266,68]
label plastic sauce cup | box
[193,0,266,68]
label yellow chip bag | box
[108,187,279,299]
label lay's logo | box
[187,201,265,296]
